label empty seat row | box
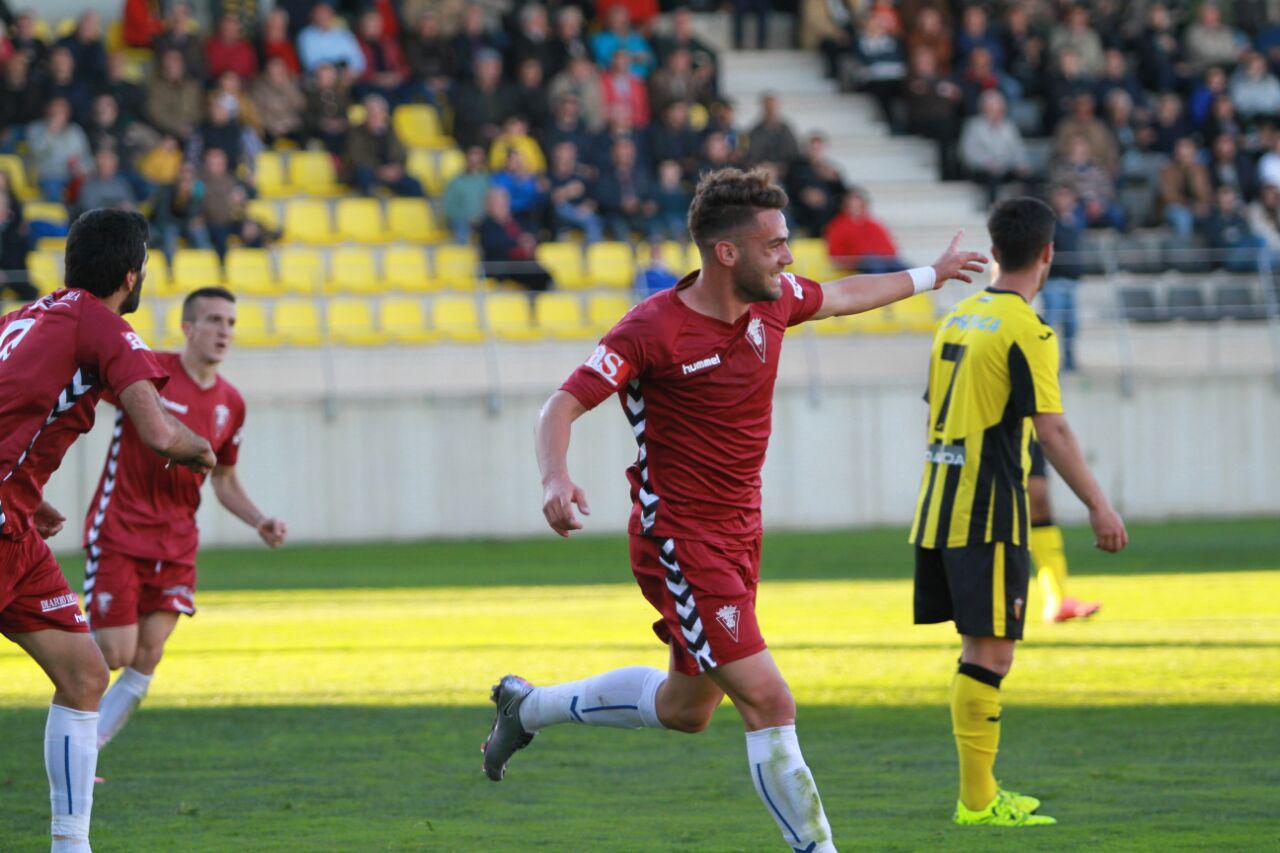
[127,292,636,348]
[1120,282,1273,323]
[247,196,449,244]
[806,293,939,335]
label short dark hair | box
[64,208,149,299]
[987,197,1056,272]
[687,168,788,247]
[182,286,236,322]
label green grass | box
[1,519,1278,850]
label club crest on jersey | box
[745,317,767,363]
[1013,597,1024,621]
[715,604,741,642]
[215,403,230,435]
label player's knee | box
[664,702,716,734]
[58,655,109,708]
[738,683,796,728]
[131,642,165,674]
[98,641,133,671]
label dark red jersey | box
[0,290,166,540]
[83,352,245,565]
[560,271,823,542]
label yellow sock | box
[1031,524,1067,618]
[951,665,1002,811]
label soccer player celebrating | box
[1028,437,1101,622]
[82,286,288,752]
[0,209,214,852]
[910,197,1127,828]
[483,168,987,851]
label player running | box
[0,209,214,852]
[483,168,987,851]
[1028,437,1101,622]
[909,197,1127,828]
[82,286,288,752]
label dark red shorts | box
[630,534,766,677]
[84,549,197,629]
[0,534,90,636]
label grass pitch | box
[0,519,1277,850]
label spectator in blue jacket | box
[591,6,655,79]
[298,3,365,78]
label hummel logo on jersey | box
[746,317,767,363]
[40,593,79,613]
[715,604,741,642]
[161,397,190,415]
[682,354,721,375]
[585,344,627,387]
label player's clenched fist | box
[542,476,590,537]
[1090,505,1128,552]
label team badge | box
[745,317,767,363]
[715,604,741,642]
[96,591,113,616]
[1013,597,1024,621]
[215,403,231,435]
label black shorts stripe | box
[914,460,941,546]
[932,455,965,547]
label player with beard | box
[0,209,214,852]
[80,286,288,755]
[482,168,987,850]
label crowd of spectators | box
[807,0,1280,273]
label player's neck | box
[179,348,219,389]
[989,273,1039,303]
[679,270,752,324]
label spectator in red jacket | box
[355,8,414,105]
[824,186,907,273]
[259,8,302,77]
[123,0,165,48]
[206,14,258,81]
[601,49,650,128]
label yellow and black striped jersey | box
[910,287,1063,549]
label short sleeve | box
[1008,323,1063,417]
[77,305,168,397]
[784,273,825,327]
[216,396,246,467]
[559,317,645,410]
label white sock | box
[46,704,98,847]
[518,666,667,731]
[97,668,152,749]
[745,725,837,853]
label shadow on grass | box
[0,703,1275,851]
[50,517,1280,593]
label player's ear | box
[1042,242,1054,266]
[715,239,736,267]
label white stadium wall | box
[40,371,1280,553]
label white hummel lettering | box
[681,354,721,375]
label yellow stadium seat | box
[246,198,281,231]
[35,237,67,252]
[847,306,900,334]
[0,154,38,201]
[255,151,290,198]
[145,253,172,297]
[894,293,938,333]
[336,197,390,243]
[24,202,69,225]
[327,297,385,346]
[161,302,185,348]
[278,247,326,294]
[429,148,465,195]
[406,148,433,190]
[172,249,223,293]
[225,248,277,296]
[534,292,590,340]
[382,246,433,291]
[283,199,336,245]
[689,102,709,132]
[387,197,445,243]
[790,238,838,281]
[484,292,540,341]
[288,151,342,196]
[432,244,480,290]
[274,298,324,345]
[126,303,156,344]
[431,295,484,342]
[686,241,702,271]
[378,296,436,343]
[586,242,635,289]
[535,243,586,290]
[231,300,278,347]
[586,293,632,335]
[393,105,447,148]
[658,241,688,275]
[26,251,61,294]
[328,247,380,294]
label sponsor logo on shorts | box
[681,354,721,375]
[75,612,87,624]
[924,442,967,466]
[40,593,79,613]
[715,604,741,642]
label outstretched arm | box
[211,465,287,548]
[536,390,591,537]
[1032,412,1128,552]
[117,379,216,474]
[809,230,988,321]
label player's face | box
[731,209,793,303]
[120,253,147,315]
[185,297,236,364]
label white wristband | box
[907,266,937,295]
